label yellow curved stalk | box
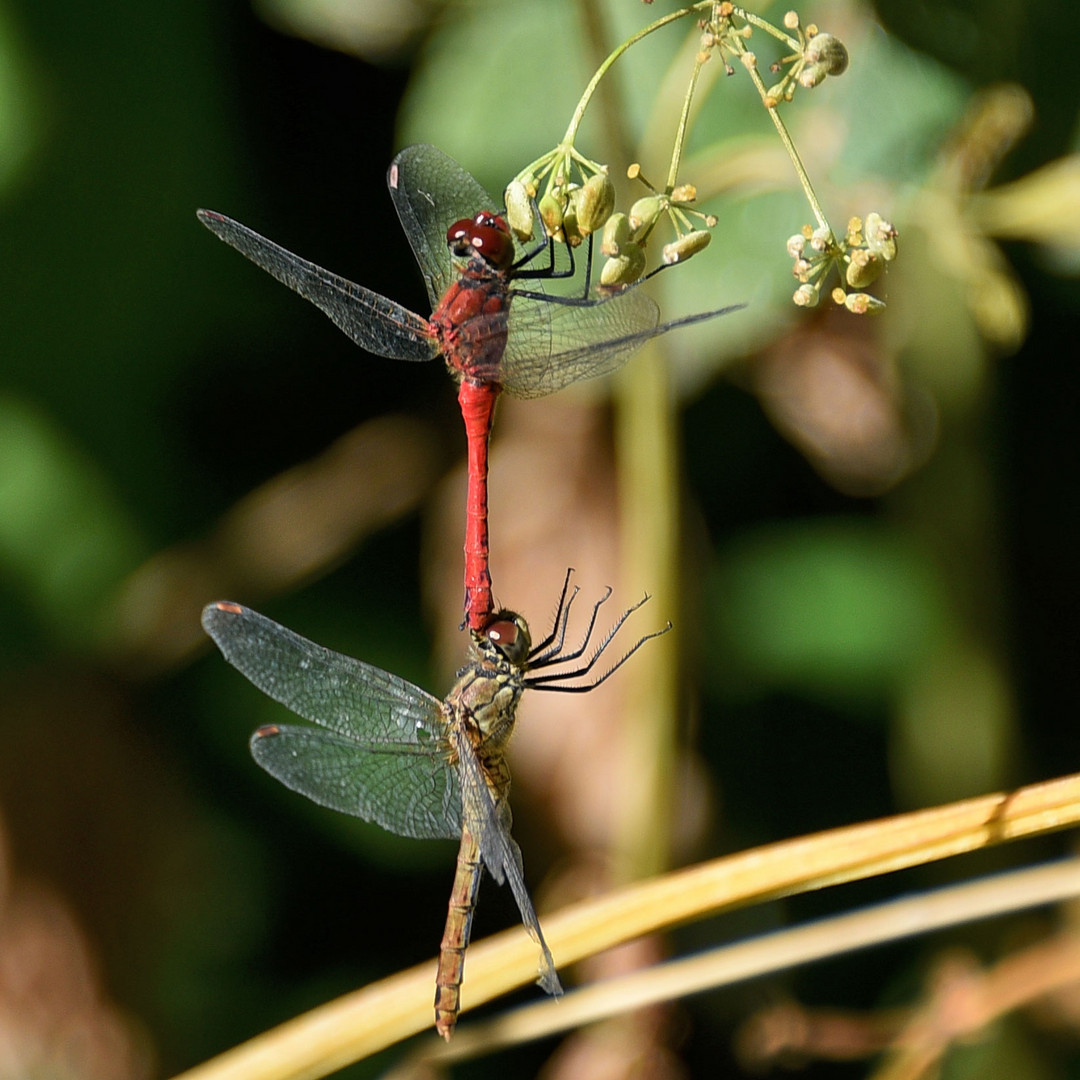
[170,771,1080,1080]
[409,856,1080,1069]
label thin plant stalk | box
[405,857,1080,1069]
[169,772,1080,1080]
[613,345,682,882]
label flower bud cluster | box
[597,165,716,285]
[763,12,848,108]
[504,151,717,289]
[787,212,897,312]
[702,2,754,78]
[504,157,616,248]
[696,5,846,106]
[542,172,619,248]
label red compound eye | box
[446,212,514,271]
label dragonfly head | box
[476,610,532,669]
[446,212,515,272]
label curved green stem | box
[735,6,800,51]
[561,3,711,148]
[665,41,708,191]
[742,60,830,232]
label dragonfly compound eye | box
[483,613,532,665]
[445,213,515,272]
[485,619,518,648]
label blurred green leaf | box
[827,23,967,185]
[0,4,43,196]
[707,518,950,706]
[0,395,143,649]
[255,0,436,61]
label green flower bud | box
[845,248,882,289]
[504,180,535,242]
[799,32,848,88]
[805,32,848,75]
[538,193,564,237]
[786,233,807,258]
[765,82,789,108]
[793,282,820,307]
[601,212,631,257]
[575,172,615,235]
[843,292,886,314]
[600,242,647,287]
[561,192,583,246]
[628,195,663,236]
[864,212,898,261]
[662,229,711,264]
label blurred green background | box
[0,0,1078,1076]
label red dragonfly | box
[202,572,666,1038]
[199,144,739,630]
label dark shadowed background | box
[0,0,1078,1076]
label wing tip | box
[197,208,229,232]
[202,599,245,634]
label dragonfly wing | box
[204,602,460,838]
[387,145,500,311]
[198,210,438,362]
[250,724,461,840]
[501,290,745,399]
[501,829,561,995]
[449,725,562,996]
[499,286,660,399]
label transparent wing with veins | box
[202,602,460,839]
[202,601,558,993]
[200,144,729,404]
[386,145,695,401]
[446,721,561,994]
[196,210,439,363]
[388,143,500,311]
[499,285,662,398]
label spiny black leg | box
[529,569,578,658]
[528,592,652,684]
[530,586,614,670]
[528,620,673,693]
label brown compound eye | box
[482,612,531,666]
[484,619,519,649]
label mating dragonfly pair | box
[200,144,735,1037]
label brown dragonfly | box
[202,573,667,1038]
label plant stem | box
[560,3,710,148]
[613,348,681,883]
[741,56,830,232]
[665,39,708,190]
[735,6,800,51]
